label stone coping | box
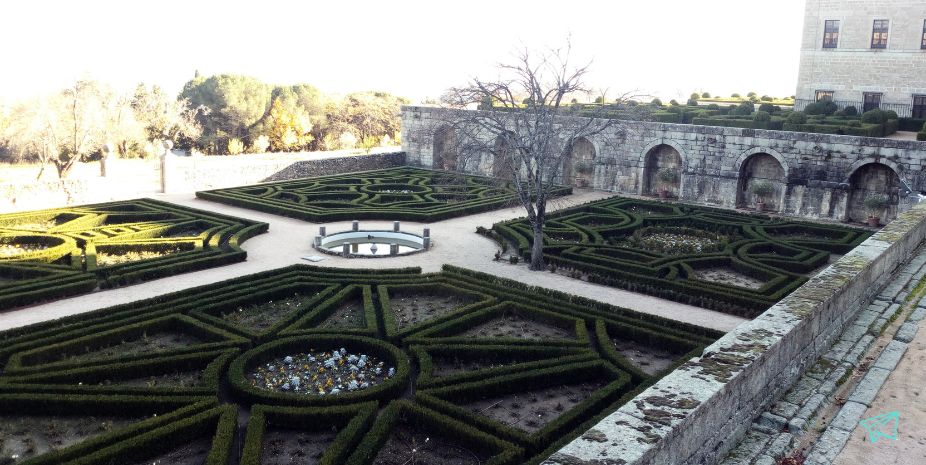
[544,202,926,464]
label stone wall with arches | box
[401,105,926,223]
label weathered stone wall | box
[544,202,926,465]
[796,0,926,110]
[261,152,406,181]
[402,105,926,223]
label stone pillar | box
[423,237,431,249]
[100,143,113,177]
[342,244,350,257]
[352,220,359,231]
[314,236,322,247]
[393,221,400,232]
[390,243,399,255]
[423,227,430,238]
[319,226,326,237]
[160,140,174,193]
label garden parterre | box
[0,265,720,465]
[195,167,572,222]
[492,197,871,318]
[0,199,267,311]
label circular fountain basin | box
[316,230,427,257]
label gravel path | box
[0,190,746,332]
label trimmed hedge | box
[0,264,723,464]
[0,198,268,311]
[492,196,869,318]
[196,166,572,223]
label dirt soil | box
[64,331,202,364]
[457,312,573,340]
[694,267,765,290]
[261,428,337,465]
[373,425,488,465]
[431,354,551,377]
[127,437,212,465]
[389,291,478,329]
[317,298,366,329]
[0,414,136,463]
[222,293,315,332]
[611,338,678,375]
[97,370,205,388]
[462,381,606,433]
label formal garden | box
[490,197,870,318]
[0,265,721,465]
[0,199,267,311]
[197,167,571,222]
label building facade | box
[795,0,926,118]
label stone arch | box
[845,162,902,223]
[431,125,457,171]
[492,133,516,179]
[563,137,597,187]
[731,147,790,179]
[641,142,685,196]
[735,152,787,211]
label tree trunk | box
[530,219,545,270]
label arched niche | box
[492,133,516,179]
[642,144,682,196]
[846,163,901,223]
[432,126,458,171]
[736,153,786,211]
[564,137,596,187]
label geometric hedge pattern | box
[196,167,572,222]
[493,197,870,319]
[0,198,267,311]
[0,265,720,465]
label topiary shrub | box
[687,98,699,106]
[690,93,700,101]
[706,103,721,111]
[733,101,755,116]
[843,105,858,116]
[804,101,838,116]
[760,95,772,101]
[753,111,771,122]
[758,103,780,114]
[884,110,899,120]
[669,99,680,106]
[701,92,711,98]
[650,98,663,106]
[787,112,808,124]
[861,109,886,124]
[731,93,741,98]
[846,120,862,127]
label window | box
[913,95,926,119]
[922,20,926,49]
[815,90,834,102]
[863,92,882,112]
[823,20,840,48]
[871,19,889,48]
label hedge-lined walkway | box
[0,190,746,332]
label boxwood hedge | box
[492,196,870,318]
[0,265,721,464]
[196,166,571,222]
[0,198,267,311]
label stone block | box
[908,307,926,322]
[828,400,868,432]
[796,393,827,421]
[844,334,875,366]
[895,322,918,343]
[756,412,788,432]
[765,432,794,458]
[873,340,907,371]
[805,427,851,465]
[848,367,892,407]
[771,401,800,420]
[788,417,808,435]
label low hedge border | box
[378,282,496,342]
[280,284,380,336]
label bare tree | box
[440,43,637,270]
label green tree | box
[264,98,313,152]
[180,74,271,153]
[131,83,202,151]
[326,92,408,149]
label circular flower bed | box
[620,226,729,255]
[229,335,409,406]
[247,349,396,396]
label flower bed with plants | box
[0,199,268,311]
[196,167,572,222]
[0,265,721,465]
[492,197,870,318]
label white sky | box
[0,0,806,104]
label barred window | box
[815,90,834,102]
[823,20,840,48]
[871,19,889,49]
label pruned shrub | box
[861,109,886,124]
[733,101,755,116]
[787,112,808,124]
[753,111,771,122]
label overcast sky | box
[0,0,805,103]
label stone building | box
[402,105,926,224]
[795,0,926,117]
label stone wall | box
[402,105,926,223]
[544,202,926,465]
[796,0,926,111]
[261,152,406,182]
